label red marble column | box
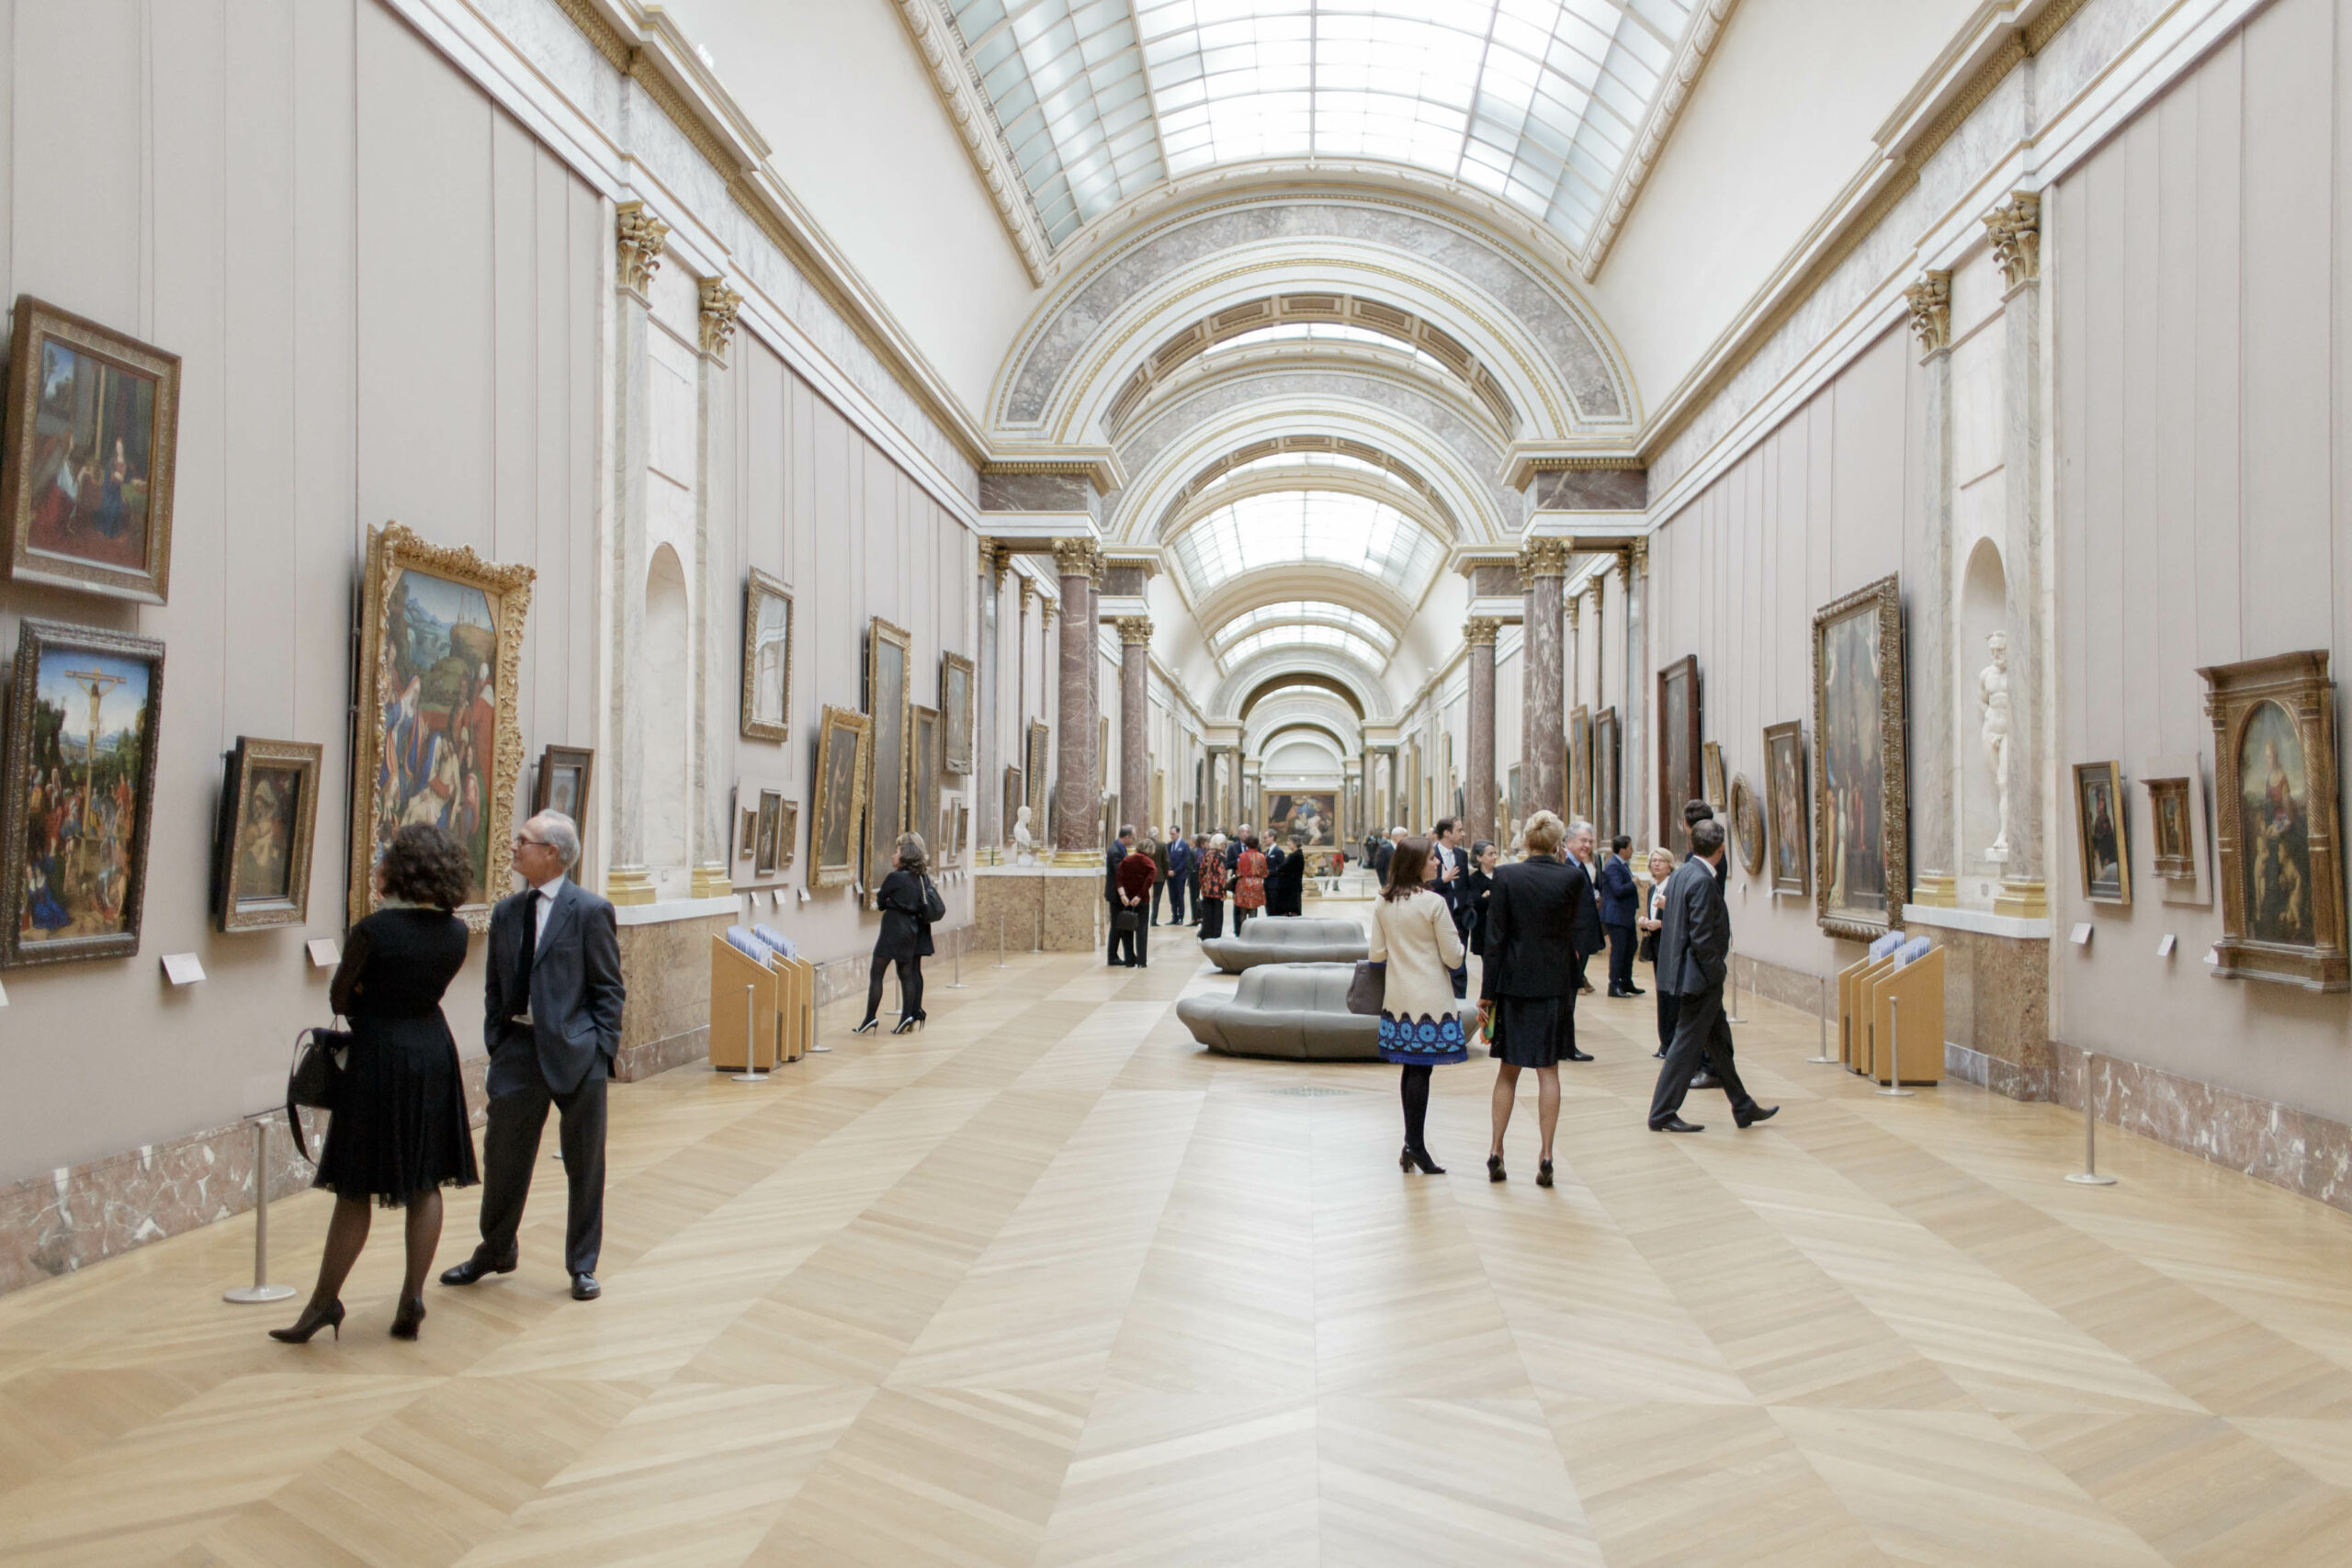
[1520,540,1569,816]
[1464,617,1500,843]
[1118,618,1151,837]
[1053,540,1099,858]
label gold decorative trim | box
[616,201,668,299]
[605,864,656,906]
[808,705,873,890]
[698,276,744,362]
[1463,617,1501,648]
[1516,537,1573,583]
[1116,616,1153,647]
[689,864,734,898]
[548,0,630,71]
[1905,270,1952,358]
[1051,536,1102,583]
[628,55,748,185]
[1985,192,2042,292]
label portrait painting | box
[810,705,871,890]
[1594,707,1620,844]
[212,737,322,933]
[2147,776,2194,881]
[1,297,181,604]
[755,791,784,878]
[1267,791,1337,848]
[533,745,594,829]
[1569,706,1592,825]
[1657,655,1702,857]
[1812,576,1908,942]
[1507,764,1521,840]
[942,652,975,773]
[1728,773,1765,877]
[351,525,533,931]
[1763,719,1811,897]
[1703,741,1726,812]
[865,618,910,899]
[1027,722,1051,819]
[2201,653,2346,987]
[2,620,165,966]
[2073,761,2131,906]
[740,569,792,742]
[910,704,942,865]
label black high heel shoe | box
[1401,1145,1446,1175]
[1487,1154,1507,1183]
[390,1294,426,1340]
[851,1018,880,1035]
[890,1016,919,1035]
[1536,1159,1555,1189]
[269,1299,345,1343]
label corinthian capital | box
[1051,536,1101,584]
[1117,616,1154,647]
[1463,617,1501,648]
[1985,191,2041,291]
[616,201,669,298]
[1516,537,1572,585]
[697,277,743,362]
[1905,270,1952,357]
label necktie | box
[513,895,537,1020]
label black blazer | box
[1104,843,1126,900]
[1478,854,1601,1000]
[1656,855,1729,997]
[874,867,937,961]
[1599,854,1640,927]
[483,878,627,1097]
[1464,868,1496,954]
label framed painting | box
[2200,651,2346,989]
[1568,705,1592,825]
[809,705,871,890]
[941,652,975,774]
[1729,773,1766,878]
[2139,752,2211,905]
[1267,791,1337,848]
[212,737,322,933]
[1594,707,1620,845]
[0,297,180,604]
[2147,777,2194,880]
[729,773,795,886]
[864,617,910,898]
[1003,765,1024,849]
[1506,763,1521,841]
[351,524,533,932]
[533,744,594,827]
[910,704,942,862]
[2072,761,2131,906]
[1703,741,1726,812]
[1026,721,1050,819]
[740,568,792,742]
[1657,655,1702,857]
[2,619,165,966]
[1812,575,1908,942]
[1763,720,1811,897]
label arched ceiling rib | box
[1225,656,1385,720]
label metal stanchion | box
[1725,954,1748,1023]
[2066,1052,2118,1185]
[993,912,1009,969]
[731,983,768,1083]
[808,970,831,1052]
[1033,896,1044,953]
[1807,972,1839,1064]
[1876,996,1915,1098]
[223,1118,299,1304]
[947,924,967,988]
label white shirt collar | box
[536,874,568,901]
[1694,855,1718,878]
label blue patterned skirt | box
[1378,1010,1468,1066]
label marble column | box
[1118,617,1151,837]
[1624,539,1649,849]
[979,545,1005,851]
[1519,539,1570,816]
[1052,539,1099,861]
[1464,617,1499,845]
[1905,270,1959,908]
[688,276,742,899]
[1088,576,1102,839]
[1990,195,2049,918]
[605,202,668,906]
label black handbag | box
[920,875,946,924]
[1114,907,1140,933]
[286,1023,351,1164]
[1637,929,1659,964]
[1345,960,1386,1015]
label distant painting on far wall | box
[1657,656,1701,858]
[1594,707,1619,845]
[865,618,910,900]
[1763,720,1811,897]
[0,297,181,603]
[1812,576,1908,942]
[2072,761,2130,905]
[1267,792,1336,848]
[2202,651,2347,989]
[941,653,975,774]
[810,705,870,890]
[910,705,941,864]
[1568,705,1592,825]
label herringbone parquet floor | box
[6,904,2352,1565]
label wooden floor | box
[6,908,2352,1566]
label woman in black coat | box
[1475,811,1601,1188]
[273,824,479,1345]
[1464,839,1498,956]
[855,832,938,1035]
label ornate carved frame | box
[1729,773,1765,877]
[1811,575,1908,942]
[1568,705,1592,826]
[809,705,871,890]
[1657,654,1702,857]
[864,616,911,899]
[1026,721,1051,818]
[2071,761,2132,908]
[1594,706,1620,845]
[941,651,975,774]
[1762,719,1811,897]
[350,524,534,932]
[910,704,942,863]
[2200,650,2347,991]
[1703,741,1726,811]
[740,568,792,742]
[214,736,323,933]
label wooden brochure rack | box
[708,937,815,1071]
[1836,941,1944,1087]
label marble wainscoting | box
[613,902,737,1080]
[972,865,1102,953]
[1902,908,2053,1100]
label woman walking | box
[272,825,479,1344]
[854,832,939,1035]
[1476,811,1591,1188]
[1196,833,1229,939]
[1639,846,1678,1058]
[1233,834,1268,931]
[1370,836,1468,1174]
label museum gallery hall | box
[7,1,2352,1562]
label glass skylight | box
[1169,489,1444,601]
[942,1,1696,252]
[1203,321,1452,376]
[1197,449,1405,493]
[1221,624,1390,671]
[1210,600,1396,654]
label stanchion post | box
[1808,972,1838,1064]
[223,1118,298,1304]
[1726,954,1748,1024]
[948,924,967,988]
[993,912,1009,969]
[2066,1052,2118,1185]
[1876,996,1915,1098]
[731,983,768,1083]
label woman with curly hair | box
[1370,835,1468,1174]
[273,824,480,1344]
[1232,833,1268,931]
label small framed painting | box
[1729,773,1766,878]
[1702,741,1726,813]
[730,773,796,886]
[1568,705,1592,825]
[2072,761,2130,906]
[2147,777,2193,881]
[533,744,594,826]
[740,568,792,742]
[1763,720,1811,897]
[910,704,942,863]
[212,737,323,933]
[1593,707,1620,844]
[2139,751,2211,907]
[1657,654,1702,858]
[941,652,975,774]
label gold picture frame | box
[865,617,911,899]
[1657,654,1702,857]
[729,773,795,887]
[2200,650,2347,990]
[910,704,942,863]
[2071,761,2131,907]
[1026,721,1051,819]
[740,568,792,742]
[2146,775,2195,881]
[1568,705,1592,825]
[213,737,323,933]
[533,744,594,825]
[1593,706,1620,844]
[351,524,534,932]
[1763,719,1811,897]
[1812,574,1907,942]
[1702,741,1726,812]
[810,705,871,890]
[941,651,975,774]
[1728,773,1765,878]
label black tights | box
[306,1188,442,1312]
[1399,1064,1433,1153]
[861,956,923,1025]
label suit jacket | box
[1655,855,1729,997]
[1167,839,1193,880]
[1151,839,1171,878]
[1478,854,1601,1001]
[1599,853,1640,927]
[1104,843,1127,900]
[483,878,627,1097]
[1373,840,1395,878]
[1226,839,1244,870]
[1270,849,1306,914]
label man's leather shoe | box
[1650,1117,1705,1134]
[1566,1048,1594,1062]
[1624,985,1645,995]
[1690,1073,1723,1090]
[571,1273,601,1301]
[1736,1106,1781,1129]
[439,1253,516,1286]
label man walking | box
[1600,834,1643,997]
[1646,819,1778,1134]
[444,811,627,1302]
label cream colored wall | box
[0,0,604,1182]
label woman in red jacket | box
[1233,834,1268,932]
[1112,842,1154,967]
[1196,833,1229,940]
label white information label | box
[2070,922,2094,947]
[0,978,9,1007]
[162,953,208,985]
[2157,933,2177,958]
[797,887,811,903]
[307,938,341,968]
[2205,943,2222,965]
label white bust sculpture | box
[1012,804,1035,863]
[1979,630,2012,861]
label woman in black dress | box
[854,832,937,1036]
[273,825,479,1344]
[1464,840,1498,959]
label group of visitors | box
[1102,821,1319,964]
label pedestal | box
[1901,903,2052,1099]
[973,865,1101,952]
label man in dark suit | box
[1646,819,1777,1134]
[1271,836,1308,916]
[1373,827,1401,882]
[1600,834,1643,997]
[1163,830,1193,926]
[1227,826,1249,871]
[443,810,627,1301]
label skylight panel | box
[1220,625,1390,671]
[1210,600,1396,654]
[1169,489,1443,602]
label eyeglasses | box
[514,834,549,849]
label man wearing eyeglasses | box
[441,811,626,1303]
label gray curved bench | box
[1176,962,1476,1060]
[1199,915,1369,975]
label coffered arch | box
[1224,656,1387,721]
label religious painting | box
[1267,791,1337,849]
[2072,761,2131,906]
[0,297,180,604]
[1657,655,1702,858]
[1703,742,1726,812]
[212,737,322,933]
[1812,575,1909,942]
[1594,707,1620,846]
[533,745,594,828]
[2202,652,2347,989]
[1569,705,1593,826]
[941,652,975,774]
[1729,773,1766,878]
[809,705,870,890]
[740,568,792,742]
[910,704,942,864]
[2,620,164,966]
[730,773,794,887]
[2146,775,2195,882]
[1026,722,1050,819]
[1763,719,1811,897]
[864,617,910,899]
[1003,765,1024,851]
[351,525,533,932]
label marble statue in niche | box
[1979,630,2012,863]
[1012,804,1035,863]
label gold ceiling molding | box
[889,0,1052,285]
[981,452,1126,493]
[1582,0,1739,281]
[1502,450,1645,490]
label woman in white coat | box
[1369,835,1468,1174]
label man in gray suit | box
[442,809,627,1301]
[1645,818,1776,1134]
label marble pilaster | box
[688,276,741,900]
[979,546,1005,848]
[1118,617,1151,836]
[1993,197,2049,917]
[1464,618,1499,844]
[605,202,669,906]
[1053,539,1100,860]
[1909,271,1958,907]
[1519,539,1569,815]
[1624,539,1649,848]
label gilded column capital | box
[1463,617,1501,648]
[1116,615,1154,647]
[1018,573,1037,609]
[696,277,743,362]
[1051,536,1102,584]
[1040,597,1057,630]
[1566,593,1581,630]
[1516,537,1572,585]
[983,541,1013,584]
[1905,270,1952,357]
[1629,536,1648,573]
[1985,190,2041,290]
[616,201,669,298]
